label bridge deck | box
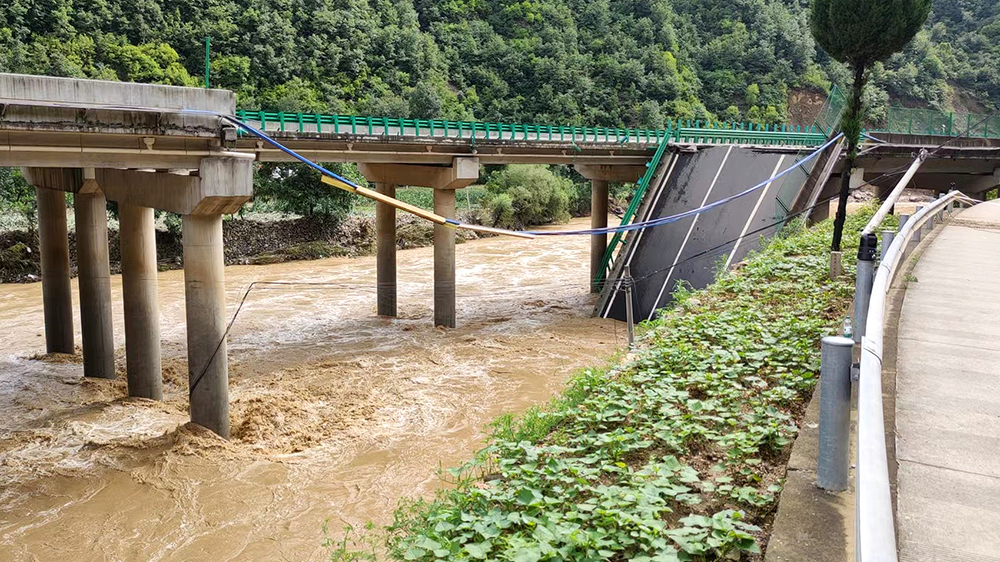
[896,201,1000,561]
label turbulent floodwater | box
[0,218,622,562]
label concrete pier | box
[358,158,479,328]
[375,182,397,317]
[74,188,115,378]
[119,204,162,400]
[182,214,229,437]
[574,164,644,293]
[35,186,74,354]
[590,179,609,292]
[433,188,457,328]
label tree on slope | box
[810,0,931,252]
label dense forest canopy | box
[2,0,998,128]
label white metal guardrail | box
[855,189,975,561]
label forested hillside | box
[2,0,998,128]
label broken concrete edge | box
[0,72,235,114]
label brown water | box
[0,218,622,562]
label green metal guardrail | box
[592,137,672,289]
[234,110,829,147]
[871,107,1000,139]
[812,84,1000,139]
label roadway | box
[895,200,1000,561]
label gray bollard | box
[898,214,910,230]
[881,229,895,259]
[853,233,877,344]
[818,336,855,491]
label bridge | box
[3,72,1000,442]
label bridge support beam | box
[182,214,229,437]
[434,188,457,328]
[574,165,645,293]
[375,183,397,317]
[74,178,115,379]
[24,169,75,355]
[119,203,162,400]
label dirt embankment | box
[0,213,480,283]
[787,88,828,127]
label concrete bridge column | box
[33,181,74,354]
[434,188,457,328]
[375,183,397,317]
[96,155,253,437]
[182,213,229,437]
[74,181,115,379]
[119,203,162,399]
[358,158,479,328]
[590,179,609,293]
[574,164,645,293]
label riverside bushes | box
[385,207,885,561]
[480,166,574,230]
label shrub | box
[480,165,573,229]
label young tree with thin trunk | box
[810,0,931,251]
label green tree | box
[253,162,361,218]
[0,168,36,233]
[480,165,574,229]
[810,0,931,251]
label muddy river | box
[0,218,622,561]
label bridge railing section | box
[869,107,1000,139]
[855,191,972,562]
[234,111,829,147]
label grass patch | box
[337,206,885,562]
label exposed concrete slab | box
[895,202,1000,562]
[0,73,233,113]
[0,73,232,148]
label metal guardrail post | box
[818,335,854,491]
[914,206,924,241]
[853,233,878,344]
[898,214,909,230]
[881,230,895,261]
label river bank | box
[385,209,883,561]
[0,217,621,562]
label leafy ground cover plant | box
[381,206,887,561]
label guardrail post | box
[853,233,878,344]
[881,229,895,260]
[898,214,910,230]
[818,335,854,491]
[914,206,925,241]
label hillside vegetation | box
[2,0,998,127]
